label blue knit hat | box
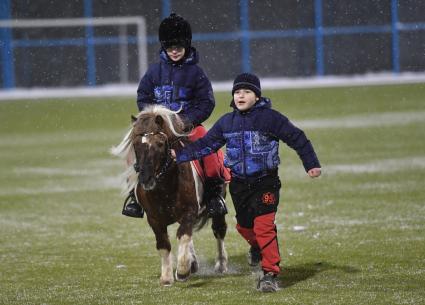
[232,73,261,97]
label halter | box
[132,131,180,182]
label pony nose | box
[139,168,156,191]
[140,178,156,191]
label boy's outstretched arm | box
[269,110,321,173]
[171,119,226,163]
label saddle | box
[191,159,205,183]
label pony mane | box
[110,105,190,194]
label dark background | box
[2,0,425,87]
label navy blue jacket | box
[136,47,215,126]
[176,97,321,179]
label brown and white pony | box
[111,105,228,286]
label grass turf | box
[0,83,424,304]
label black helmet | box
[158,13,192,50]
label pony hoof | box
[160,278,173,286]
[191,260,199,274]
[175,270,191,282]
[214,262,228,274]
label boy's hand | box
[308,167,321,178]
[170,149,176,159]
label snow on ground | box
[1,72,424,101]
[1,108,423,196]
[3,155,423,196]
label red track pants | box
[236,212,281,274]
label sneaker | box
[122,190,144,218]
[248,246,261,266]
[257,272,278,292]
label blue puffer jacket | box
[136,47,215,126]
[176,97,321,179]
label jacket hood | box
[160,46,199,65]
[230,96,272,112]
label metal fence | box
[1,0,424,89]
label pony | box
[111,105,228,286]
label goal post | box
[0,16,148,88]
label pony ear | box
[131,115,137,123]
[155,115,164,127]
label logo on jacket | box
[262,192,276,205]
[154,85,173,103]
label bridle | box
[132,131,180,182]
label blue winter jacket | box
[136,47,215,126]
[176,97,321,179]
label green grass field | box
[1,83,424,305]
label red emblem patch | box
[262,192,276,205]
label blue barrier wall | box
[1,0,425,88]
[0,0,14,88]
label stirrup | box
[122,191,144,218]
[206,196,227,217]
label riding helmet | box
[158,13,192,50]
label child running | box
[171,73,321,292]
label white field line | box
[325,156,425,174]
[310,213,425,227]
[2,156,423,196]
[355,180,421,192]
[280,155,425,179]
[0,177,120,196]
[293,111,425,129]
[13,167,104,176]
[1,72,425,100]
[1,111,423,148]
[1,159,123,196]
[0,129,126,147]
[1,110,423,195]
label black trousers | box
[229,174,281,228]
